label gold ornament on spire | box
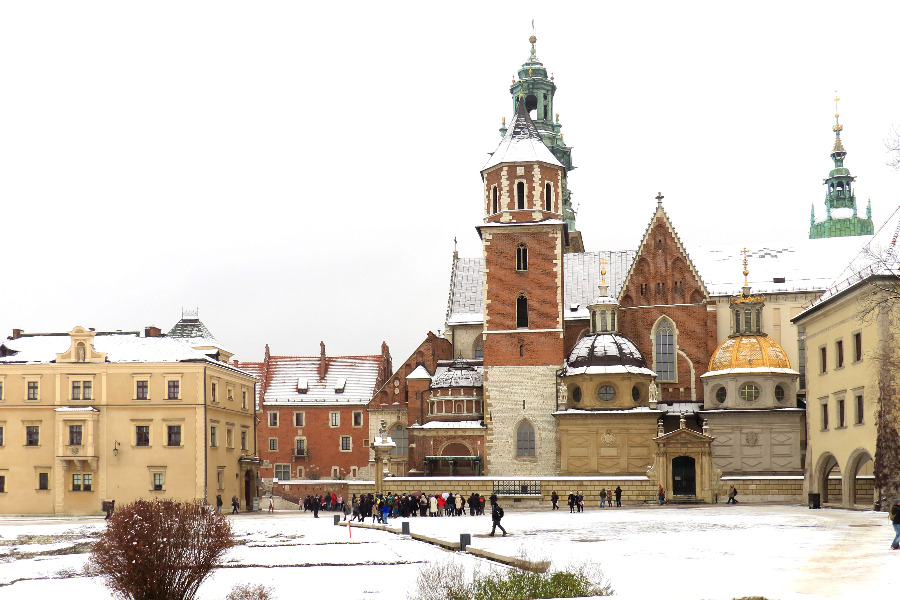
[599,256,608,286]
[833,93,843,132]
[742,247,749,287]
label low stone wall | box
[271,480,351,509]
[720,476,804,503]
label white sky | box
[2,2,899,366]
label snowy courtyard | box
[0,504,894,600]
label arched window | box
[473,336,483,360]
[545,182,552,211]
[516,181,525,209]
[516,421,535,457]
[516,244,528,271]
[492,186,498,213]
[389,423,408,457]
[516,295,529,328]
[654,318,676,381]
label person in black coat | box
[490,499,507,536]
[551,491,559,510]
[614,486,622,507]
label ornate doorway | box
[672,456,696,496]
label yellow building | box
[0,323,259,515]
[793,275,884,508]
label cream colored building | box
[793,275,886,508]
[0,324,259,516]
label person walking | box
[490,498,507,536]
[606,489,612,508]
[576,491,584,512]
[600,488,607,508]
[658,485,666,505]
[551,491,559,510]
[890,498,900,550]
[215,495,223,514]
[727,485,739,504]
[615,486,622,507]
[312,494,320,518]
[231,494,240,514]
[568,491,576,513]
[268,497,275,513]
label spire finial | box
[529,20,538,61]
[833,92,843,133]
[741,247,750,288]
[599,256,608,287]
[655,192,664,205]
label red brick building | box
[239,341,390,484]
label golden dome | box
[708,335,791,371]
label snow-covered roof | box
[406,365,432,380]
[431,360,483,388]
[0,333,251,373]
[261,355,381,404]
[554,407,662,415]
[693,236,872,297]
[54,406,99,413]
[446,250,636,326]
[409,420,485,429]
[167,314,224,350]
[482,100,562,171]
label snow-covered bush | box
[87,498,233,600]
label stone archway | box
[814,453,841,504]
[845,448,874,507]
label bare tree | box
[88,499,234,600]
[887,125,900,170]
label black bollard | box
[334,515,341,525]
[459,533,471,552]
[401,521,410,535]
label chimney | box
[318,341,327,380]
[12,328,23,339]
[144,326,162,338]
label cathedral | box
[367,36,879,502]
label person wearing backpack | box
[490,498,507,536]
[890,499,900,550]
[727,485,739,504]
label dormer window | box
[334,378,346,393]
[297,378,308,394]
[516,244,528,271]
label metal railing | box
[493,480,541,496]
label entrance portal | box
[672,456,696,496]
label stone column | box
[372,421,396,496]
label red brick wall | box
[482,163,564,221]
[369,332,452,414]
[618,213,716,401]
[483,225,565,366]
[564,319,590,356]
[259,404,369,480]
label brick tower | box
[479,95,567,475]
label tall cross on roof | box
[833,93,843,133]
[656,192,664,204]
[599,256,608,286]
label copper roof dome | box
[564,333,648,371]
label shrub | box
[409,557,612,600]
[226,583,276,600]
[88,498,234,600]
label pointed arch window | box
[516,181,525,210]
[654,318,676,382]
[492,186,499,213]
[516,295,529,329]
[545,182,552,211]
[516,244,528,271]
[516,421,535,457]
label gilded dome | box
[708,335,791,371]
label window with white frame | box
[329,412,339,427]
[268,412,279,427]
[269,438,278,451]
[210,425,218,447]
[151,470,165,491]
[294,412,305,427]
[68,424,83,446]
[294,438,306,456]
[135,424,150,447]
[340,436,352,452]
[274,464,290,480]
[72,473,92,492]
[352,411,363,427]
[166,425,182,447]
[27,381,39,401]
[167,379,180,400]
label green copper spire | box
[503,34,578,236]
[809,96,875,239]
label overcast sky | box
[2,2,898,367]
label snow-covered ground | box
[0,504,894,599]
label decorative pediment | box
[655,426,714,444]
[57,327,107,363]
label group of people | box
[300,491,490,521]
[549,488,623,511]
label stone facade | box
[484,365,559,476]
